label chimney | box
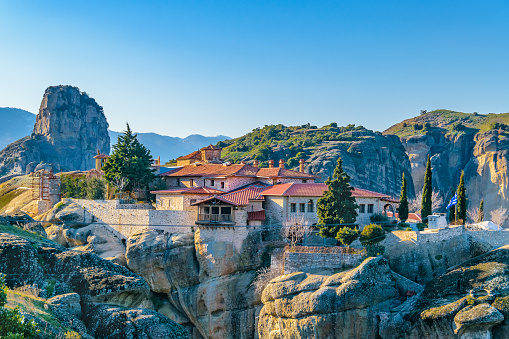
[253,160,259,168]
[240,161,246,165]
[268,160,274,168]
[156,156,161,166]
[299,159,305,173]
[279,159,285,168]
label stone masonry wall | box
[283,250,363,274]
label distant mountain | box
[0,108,36,149]
[0,106,230,165]
[108,131,230,163]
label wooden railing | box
[198,214,232,223]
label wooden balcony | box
[196,213,234,225]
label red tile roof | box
[192,183,267,206]
[261,183,328,196]
[255,167,317,179]
[160,163,317,180]
[176,150,201,160]
[160,163,259,178]
[150,187,224,195]
[248,210,266,220]
[93,154,109,159]
[200,144,221,150]
[260,183,398,201]
[191,195,240,206]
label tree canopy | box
[336,227,359,247]
[316,157,358,238]
[103,124,155,193]
[421,155,433,223]
[456,170,467,224]
[398,173,409,222]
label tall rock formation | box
[385,110,509,226]
[0,86,109,177]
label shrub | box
[452,122,465,131]
[336,227,360,247]
[370,213,389,223]
[398,222,409,229]
[365,245,385,257]
[405,227,412,231]
[414,123,423,130]
[360,224,386,246]
[416,222,426,231]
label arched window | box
[307,200,314,212]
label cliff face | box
[0,86,109,177]
[306,132,415,198]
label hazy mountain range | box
[0,107,229,163]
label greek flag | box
[446,192,458,209]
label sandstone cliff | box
[0,226,188,338]
[0,86,109,177]
[385,110,509,226]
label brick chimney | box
[299,159,305,173]
[279,159,285,168]
[268,160,274,168]
[253,160,259,168]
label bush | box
[336,227,360,247]
[360,224,386,246]
[365,245,385,257]
[452,122,465,131]
[405,227,412,231]
[414,123,423,130]
[370,213,389,223]
[398,222,409,229]
[416,222,426,231]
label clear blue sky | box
[1,1,509,138]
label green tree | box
[103,124,155,194]
[86,177,106,200]
[359,224,386,256]
[0,275,38,338]
[398,173,409,222]
[421,155,433,223]
[359,224,386,246]
[456,170,467,224]
[478,199,484,222]
[317,157,358,238]
[60,175,87,199]
[336,227,359,247]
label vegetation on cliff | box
[217,122,370,168]
[384,109,509,137]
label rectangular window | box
[176,178,180,187]
[307,200,314,212]
[190,179,194,186]
[212,206,220,215]
[211,179,215,186]
[221,206,231,214]
[290,203,297,212]
[203,206,210,214]
[302,180,307,183]
[368,204,374,213]
[299,203,306,212]
[221,182,225,189]
[359,204,365,213]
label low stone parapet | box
[282,246,364,274]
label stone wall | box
[468,229,509,249]
[282,248,363,274]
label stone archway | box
[383,203,396,218]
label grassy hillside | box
[383,109,509,137]
[216,122,373,168]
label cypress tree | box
[478,199,484,222]
[103,123,155,193]
[317,157,358,238]
[421,155,433,223]
[398,173,409,222]
[456,170,467,224]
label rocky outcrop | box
[126,227,285,339]
[0,85,109,177]
[380,246,509,338]
[0,230,188,338]
[257,257,401,338]
[306,131,415,198]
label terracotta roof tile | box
[176,150,201,160]
[255,167,317,179]
[191,195,240,206]
[93,154,110,159]
[200,144,221,150]
[150,187,224,195]
[248,210,266,220]
[159,163,259,178]
[261,183,397,199]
